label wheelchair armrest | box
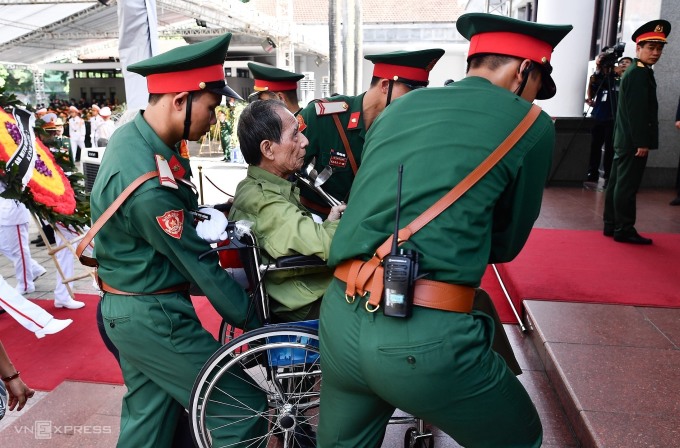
[275,255,327,268]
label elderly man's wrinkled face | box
[271,108,308,177]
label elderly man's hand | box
[326,203,347,222]
[195,207,229,243]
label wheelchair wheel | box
[190,324,321,448]
[218,320,243,344]
[404,426,435,448]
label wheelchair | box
[189,221,434,448]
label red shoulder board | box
[347,112,361,130]
[297,114,307,133]
[156,210,184,239]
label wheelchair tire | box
[404,426,435,448]
[190,324,321,448]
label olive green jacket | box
[229,166,337,317]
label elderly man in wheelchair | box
[189,99,345,448]
[228,99,346,323]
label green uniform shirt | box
[229,165,337,317]
[613,59,658,153]
[329,77,554,286]
[91,112,257,328]
[299,93,367,206]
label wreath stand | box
[32,214,97,301]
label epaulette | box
[637,61,645,67]
[315,101,349,116]
[155,155,178,189]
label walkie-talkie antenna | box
[391,164,404,255]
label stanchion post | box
[198,165,204,205]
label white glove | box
[195,207,229,243]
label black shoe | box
[586,173,599,182]
[670,197,680,206]
[35,240,46,247]
[31,236,42,244]
[603,225,614,237]
[614,232,652,245]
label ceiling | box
[0,0,327,66]
[0,0,466,66]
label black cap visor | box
[205,80,243,101]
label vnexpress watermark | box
[14,420,112,439]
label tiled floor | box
[1,150,678,447]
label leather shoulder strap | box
[319,99,359,175]
[375,104,542,259]
[76,171,159,267]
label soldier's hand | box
[196,207,229,243]
[635,147,649,157]
[326,203,347,222]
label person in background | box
[67,106,86,162]
[584,51,618,187]
[216,110,232,161]
[95,107,115,147]
[0,339,35,413]
[615,56,633,76]
[89,104,103,147]
[670,95,680,206]
[0,274,72,338]
[604,20,671,244]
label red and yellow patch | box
[297,114,307,133]
[0,107,76,215]
[156,210,184,239]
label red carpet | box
[485,229,680,323]
[0,294,223,391]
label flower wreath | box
[0,89,90,230]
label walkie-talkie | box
[383,164,418,318]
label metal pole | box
[198,165,204,205]
[491,263,526,332]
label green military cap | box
[456,12,572,99]
[632,19,671,44]
[364,48,445,87]
[248,62,304,92]
[127,33,242,100]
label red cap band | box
[636,31,667,43]
[254,79,298,92]
[469,31,554,64]
[146,64,225,94]
[372,63,430,82]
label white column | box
[535,0,596,117]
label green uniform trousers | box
[318,279,542,448]
[604,150,648,237]
[101,293,267,447]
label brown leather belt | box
[99,278,190,296]
[334,259,474,313]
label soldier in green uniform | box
[317,13,572,447]
[217,109,232,161]
[298,48,444,217]
[247,62,305,115]
[45,119,73,164]
[90,34,266,447]
[604,19,671,245]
